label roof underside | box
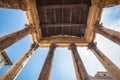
[36,0,91,37]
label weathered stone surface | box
[92,0,120,7]
[0,24,33,52]
[0,0,30,10]
[69,43,90,80]
[38,43,56,80]
[0,0,42,43]
[103,0,120,7]
[85,5,102,42]
[88,42,120,80]
[26,0,42,43]
[39,36,87,47]
[85,0,120,42]
[0,43,38,80]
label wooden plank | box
[39,4,87,9]
[42,23,86,27]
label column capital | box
[69,43,76,50]
[25,24,32,28]
[94,22,103,32]
[31,43,39,50]
[49,43,57,49]
[25,24,36,33]
[88,42,97,49]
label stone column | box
[38,43,56,80]
[0,24,33,52]
[88,42,120,80]
[0,43,38,80]
[96,26,120,45]
[69,43,90,80]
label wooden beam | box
[39,4,87,9]
[38,36,88,47]
[69,9,72,22]
[42,23,86,27]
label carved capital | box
[50,43,57,49]
[94,22,103,33]
[69,43,76,50]
[88,42,96,49]
[25,24,36,33]
[31,43,39,50]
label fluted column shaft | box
[0,24,33,52]
[96,26,120,45]
[69,43,90,80]
[88,42,120,80]
[38,43,56,80]
[0,43,38,80]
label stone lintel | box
[0,0,31,10]
[26,0,42,43]
[84,4,103,42]
[38,36,88,47]
[92,0,120,7]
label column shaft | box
[38,43,56,80]
[96,26,120,45]
[69,43,90,80]
[0,43,38,80]
[101,27,120,38]
[0,24,33,52]
[88,43,120,80]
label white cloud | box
[109,20,120,32]
[100,5,120,32]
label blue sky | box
[0,5,120,80]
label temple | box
[0,0,120,80]
[0,51,12,69]
[90,72,113,80]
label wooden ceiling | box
[36,0,91,37]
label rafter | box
[39,4,87,9]
[42,23,86,27]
